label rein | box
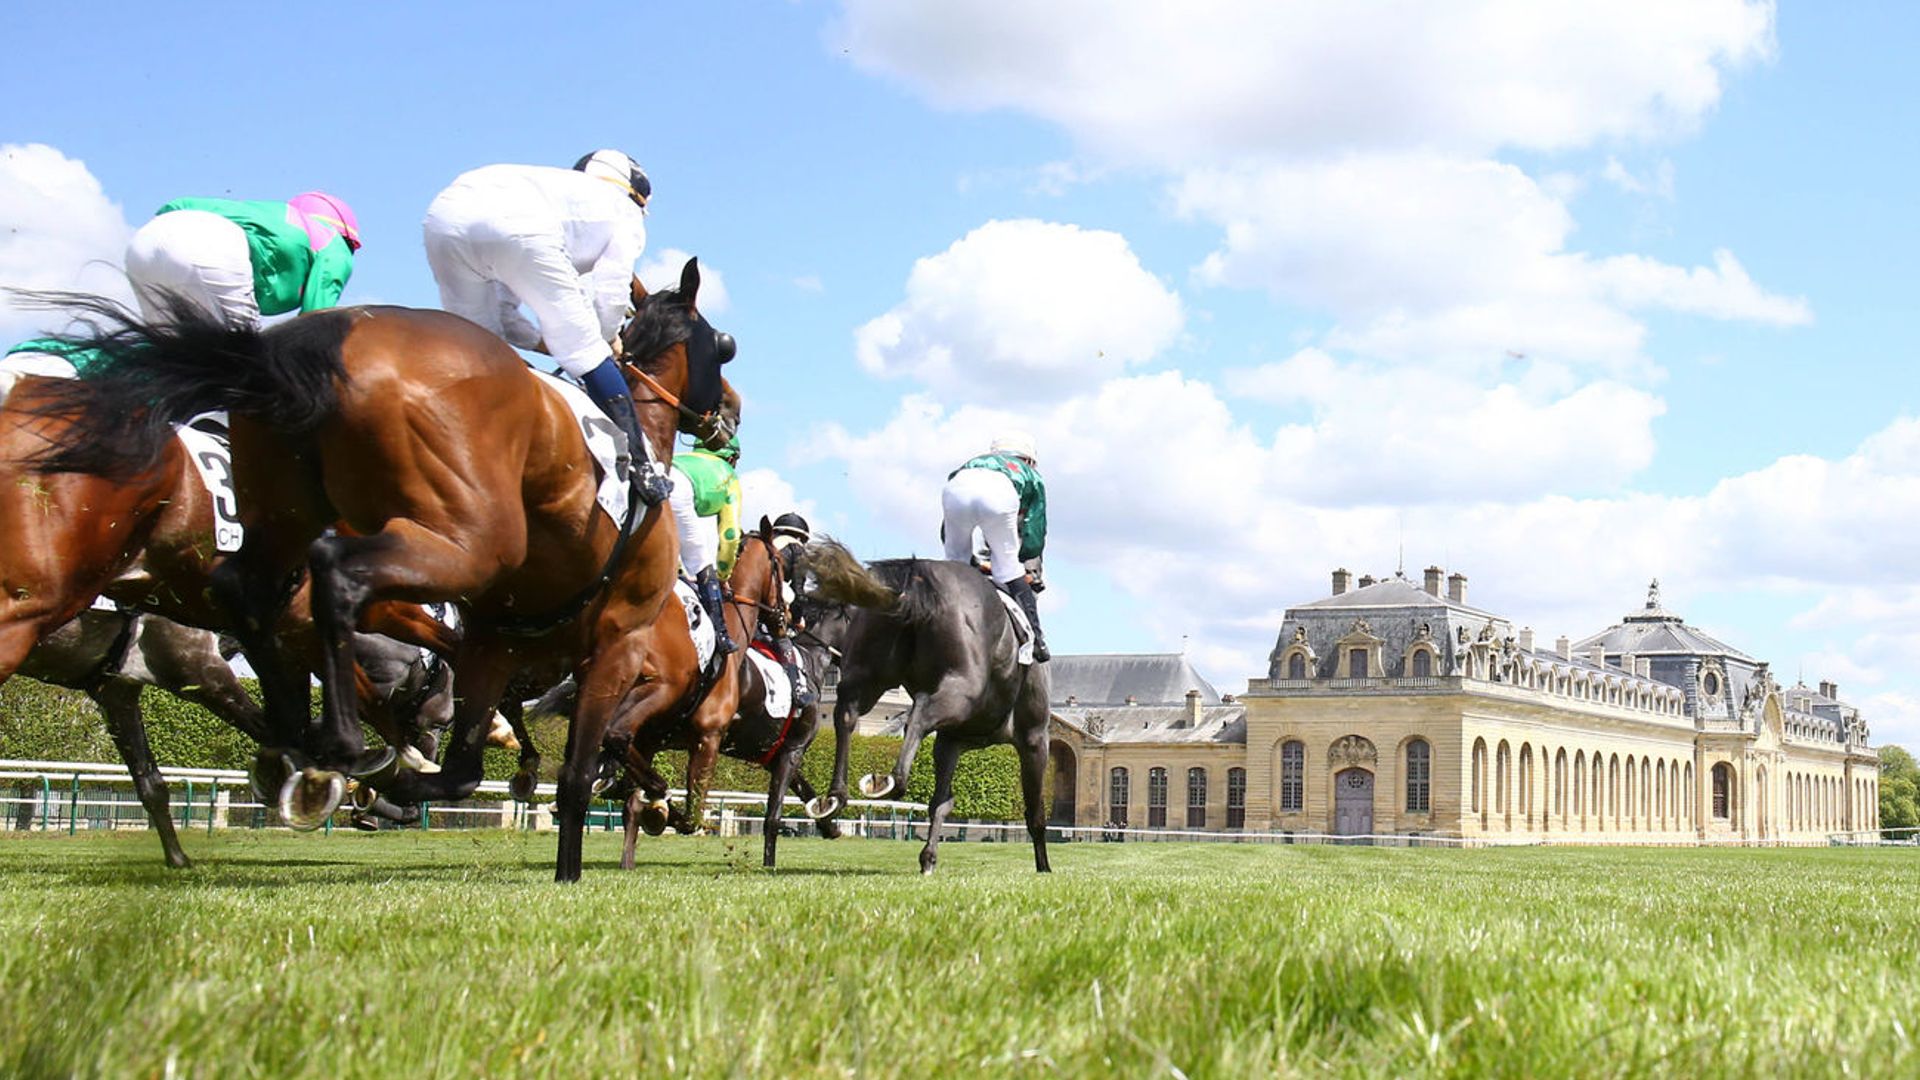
[623,359,715,431]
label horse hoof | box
[589,755,622,798]
[349,813,380,833]
[349,781,377,812]
[346,746,398,781]
[486,712,521,752]
[395,744,441,776]
[250,749,302,802]
[858,774,897,799]
[639,799,670,837]
[805,794,843,820]
[817,819,843,841]
[279,768,345,831]
[508,770,537,803]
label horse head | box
[617,257,737,443]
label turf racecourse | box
[0,835,1914,1078]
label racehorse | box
[14,609,262,867]
[799,540,1052,874]
[25,260,736,881]
[614,521,838,869]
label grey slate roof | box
[1572,581,1756,662]
[1054,704,1247,745]
[1293,576,1498,619]
[1048,653,1222,707]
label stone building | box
[1042,569,1880,843]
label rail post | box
[209,780,221,834]
[183,779,195,828]
[39,776,51,831]
[421,802,431,831]
[68,773,79,835]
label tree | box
[1880,745,1920,837]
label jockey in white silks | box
[421,151,670,505]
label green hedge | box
[0,679,1031,820]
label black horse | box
[800,540,1051,874]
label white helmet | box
[990,432,1037,463]
[573,149,650,208]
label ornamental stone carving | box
[1327,734,1378,768]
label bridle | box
[616,301,736,440]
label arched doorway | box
[1333,768,1374,838]
[1048,743,1077,826]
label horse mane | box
[12,289,350,477]
[620,287,695,371]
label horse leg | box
[866,694,939,800]
[556,637,653,883]
[622,745,674,837]
[501,699,543,802]
[790,775,842,840]
[816,699,858,820]
[133,619,270,744]
[210,540,314,793]
[373,636,516,806]
[676,728,724,836]
[763,743,804,868]
[621,789,643,871]
[92,679,190,869]
[1017,726,1053,874]
[919,735,963,875]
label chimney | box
[1424,566,1444,596]
[1518,627,1534,652]
[1588,643,1608,669]
[1637,658,1652,679]
[1621,651,1636,676]
[1064,695,1078,706]
[1185,688,1203,728]
[1331,568,1351,595]
[1124,695,1138,706]
[1556,635,1571,660]
[1357,574,1377,589]
[1820,680,1837,700]
[1447,573,1467,604]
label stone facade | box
[1041,573,1881,843]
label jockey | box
[124,192,361,328]
[942,432,1050,662]
[670,433,743,656]
[421,150,670,505]
[765,511,816,708]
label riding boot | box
[1003,577,1051,663]
[582,357,671,507]
[775,634,815,708]
[696,567,736,655]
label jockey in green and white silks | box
[671,435,743,656]
[942,432,1051,662]
[126,193,361,328]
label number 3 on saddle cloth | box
[720,639,812,766]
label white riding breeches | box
[125,210,260,328]
[942,467,1024,585]
[422,215,612,378]
[669,464,716,579]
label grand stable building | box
[1046,568,1880,843]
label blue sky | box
[4,2,1917,746]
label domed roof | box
[1572,579,1755,661]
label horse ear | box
[759,515,773,540]
[679,257,701,305]
[629,273,648,310]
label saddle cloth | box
[1,350,244,553]
[674,578,717,672]
[530,369,668,527]
[996,589,1036,667]
[745,642,807,719]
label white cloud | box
[639,248,730,315]
[737,467,818,536]
[1602,156,1677,200]
[0,143,134,340]
[853,219,1184,403]
[1178,154,1808,371]
[836,0,1775,164]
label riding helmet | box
[771,512,811,544]
[989,432,1038,464]
[573,149,651,209]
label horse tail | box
[16,290,350,478]
[801,539,901,611]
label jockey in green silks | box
[671,435,744,656]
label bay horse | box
[800,540,1052,874]
[614,521,838,868]
[26,260,735,881]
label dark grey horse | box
[15,609,264,867]
[800,540,1051,874]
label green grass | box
[0,833,1915,1078]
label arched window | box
[1288,653,1307,679]
[1496,742,1511,817]
[1593,753,1606,828]
[1623,756,1635,829]
[1280,741,1305,813]
[1655,760,1666,825]
[1471,738,1487,818]
[1555,749,1569,821]
[1226,767,1246,829]
[1186,767,1208,828]
[1108,767,1130,827]
[1684,762,1694,824]
[1573,751,1586,817]
[1641,758,1652,823]
[1405,740,1431,813]
[1609,755,1621,824]
[1348,648,1368,679]
[1411,650,1432,677]
[1712,763,1732,819]
[1148,767,1169,828]
[1518,745,1534,821]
